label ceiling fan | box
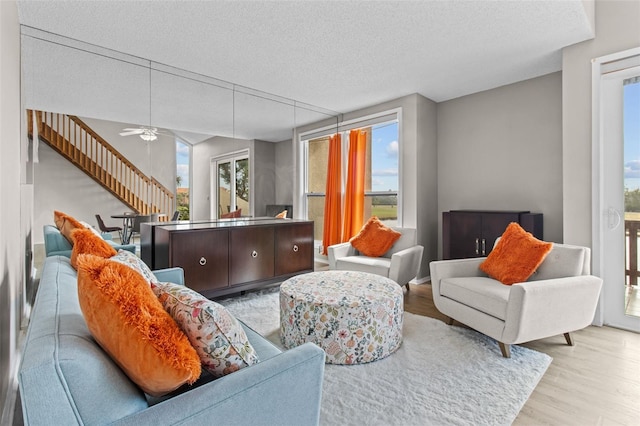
[119,126,169,141]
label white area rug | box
[218,288,552,426]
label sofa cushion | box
[151,281,259,378]
[76,254,201,397]
[529,244,586,281]
[440,277,511,320]
[479,222,553,285]
[336,255,391,277]
[70,228,117,269]
[350,216,401,257]
[110,249,158,285]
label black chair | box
[171,210,180,221]
[95,214,123,241]
[129,214,156,245]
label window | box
[303,113,400,241]
[176,139,190,220]
[211,151,250,218]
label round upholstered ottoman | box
[280,270,403,365]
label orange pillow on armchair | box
[479,222,553,285]
[350,216,401,257]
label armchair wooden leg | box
[405,283,410,291]
[499,342,511,358]
[564,332,574,346]
[447,317,454,326]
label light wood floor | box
[403,283,640,425]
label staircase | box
[28,110,174,215]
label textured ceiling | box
[17,0,593,115]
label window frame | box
[300,109,402,234]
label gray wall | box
[253,140,276,217]
[562,0,640,247]
[1,1,24,423]
[275,139,294,206]
[437,72,564,254]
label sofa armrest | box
[328,242,356,269]
[429,258,486,304]
[502,275,603,344]
[112,342,325,426]
[152,267,185,285]
[389,245,424,286]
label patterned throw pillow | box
[110,249,158,285]
[76,254,201,397]
[350,216,402,257]
[151,281,259,378]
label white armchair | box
[430,243,602,357]
[328,228,424,290]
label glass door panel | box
[217,161,231,216]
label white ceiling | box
[16,0,594,136]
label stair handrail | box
[29,110,174,216]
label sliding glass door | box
[211,151,249,218]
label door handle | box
[475,238,479,255]
[607,207,622,230]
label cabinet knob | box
[293,244,299,252]
[251,250,258,258]
[199,257,207,266]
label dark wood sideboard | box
[143,218,314,299]
[442,210,543,260]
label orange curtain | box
[342,129,367,241]
[322,134,342,255]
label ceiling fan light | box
[140,133,157,141]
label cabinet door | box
[449,212,483,259]
[170,229,229,293]
[481,213,521,256]
[230,227,274,285]
[275,223,314,276]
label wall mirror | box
[21,27,338,239]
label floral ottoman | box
[280,270,403,365]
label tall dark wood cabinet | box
[153,218,314,298]
[443,210,543,260]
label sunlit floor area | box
[625,285,640,316]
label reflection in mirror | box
[22,27,339,244]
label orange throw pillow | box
[76,254,201,396]
[350,216,401,257]
[54,210,85,244]
[479,222,553,285]
[70,228,117,269]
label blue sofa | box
[19,255,325,425]
[43,224,136,257]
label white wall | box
[0,1,24,423]
[562,0,640,247]
[437,72,564,251]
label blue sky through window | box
[624,80,640,190]
[176,140,189,187]
[371,121,399,192]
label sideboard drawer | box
[229,226,275,285]
[275,222,314,276]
